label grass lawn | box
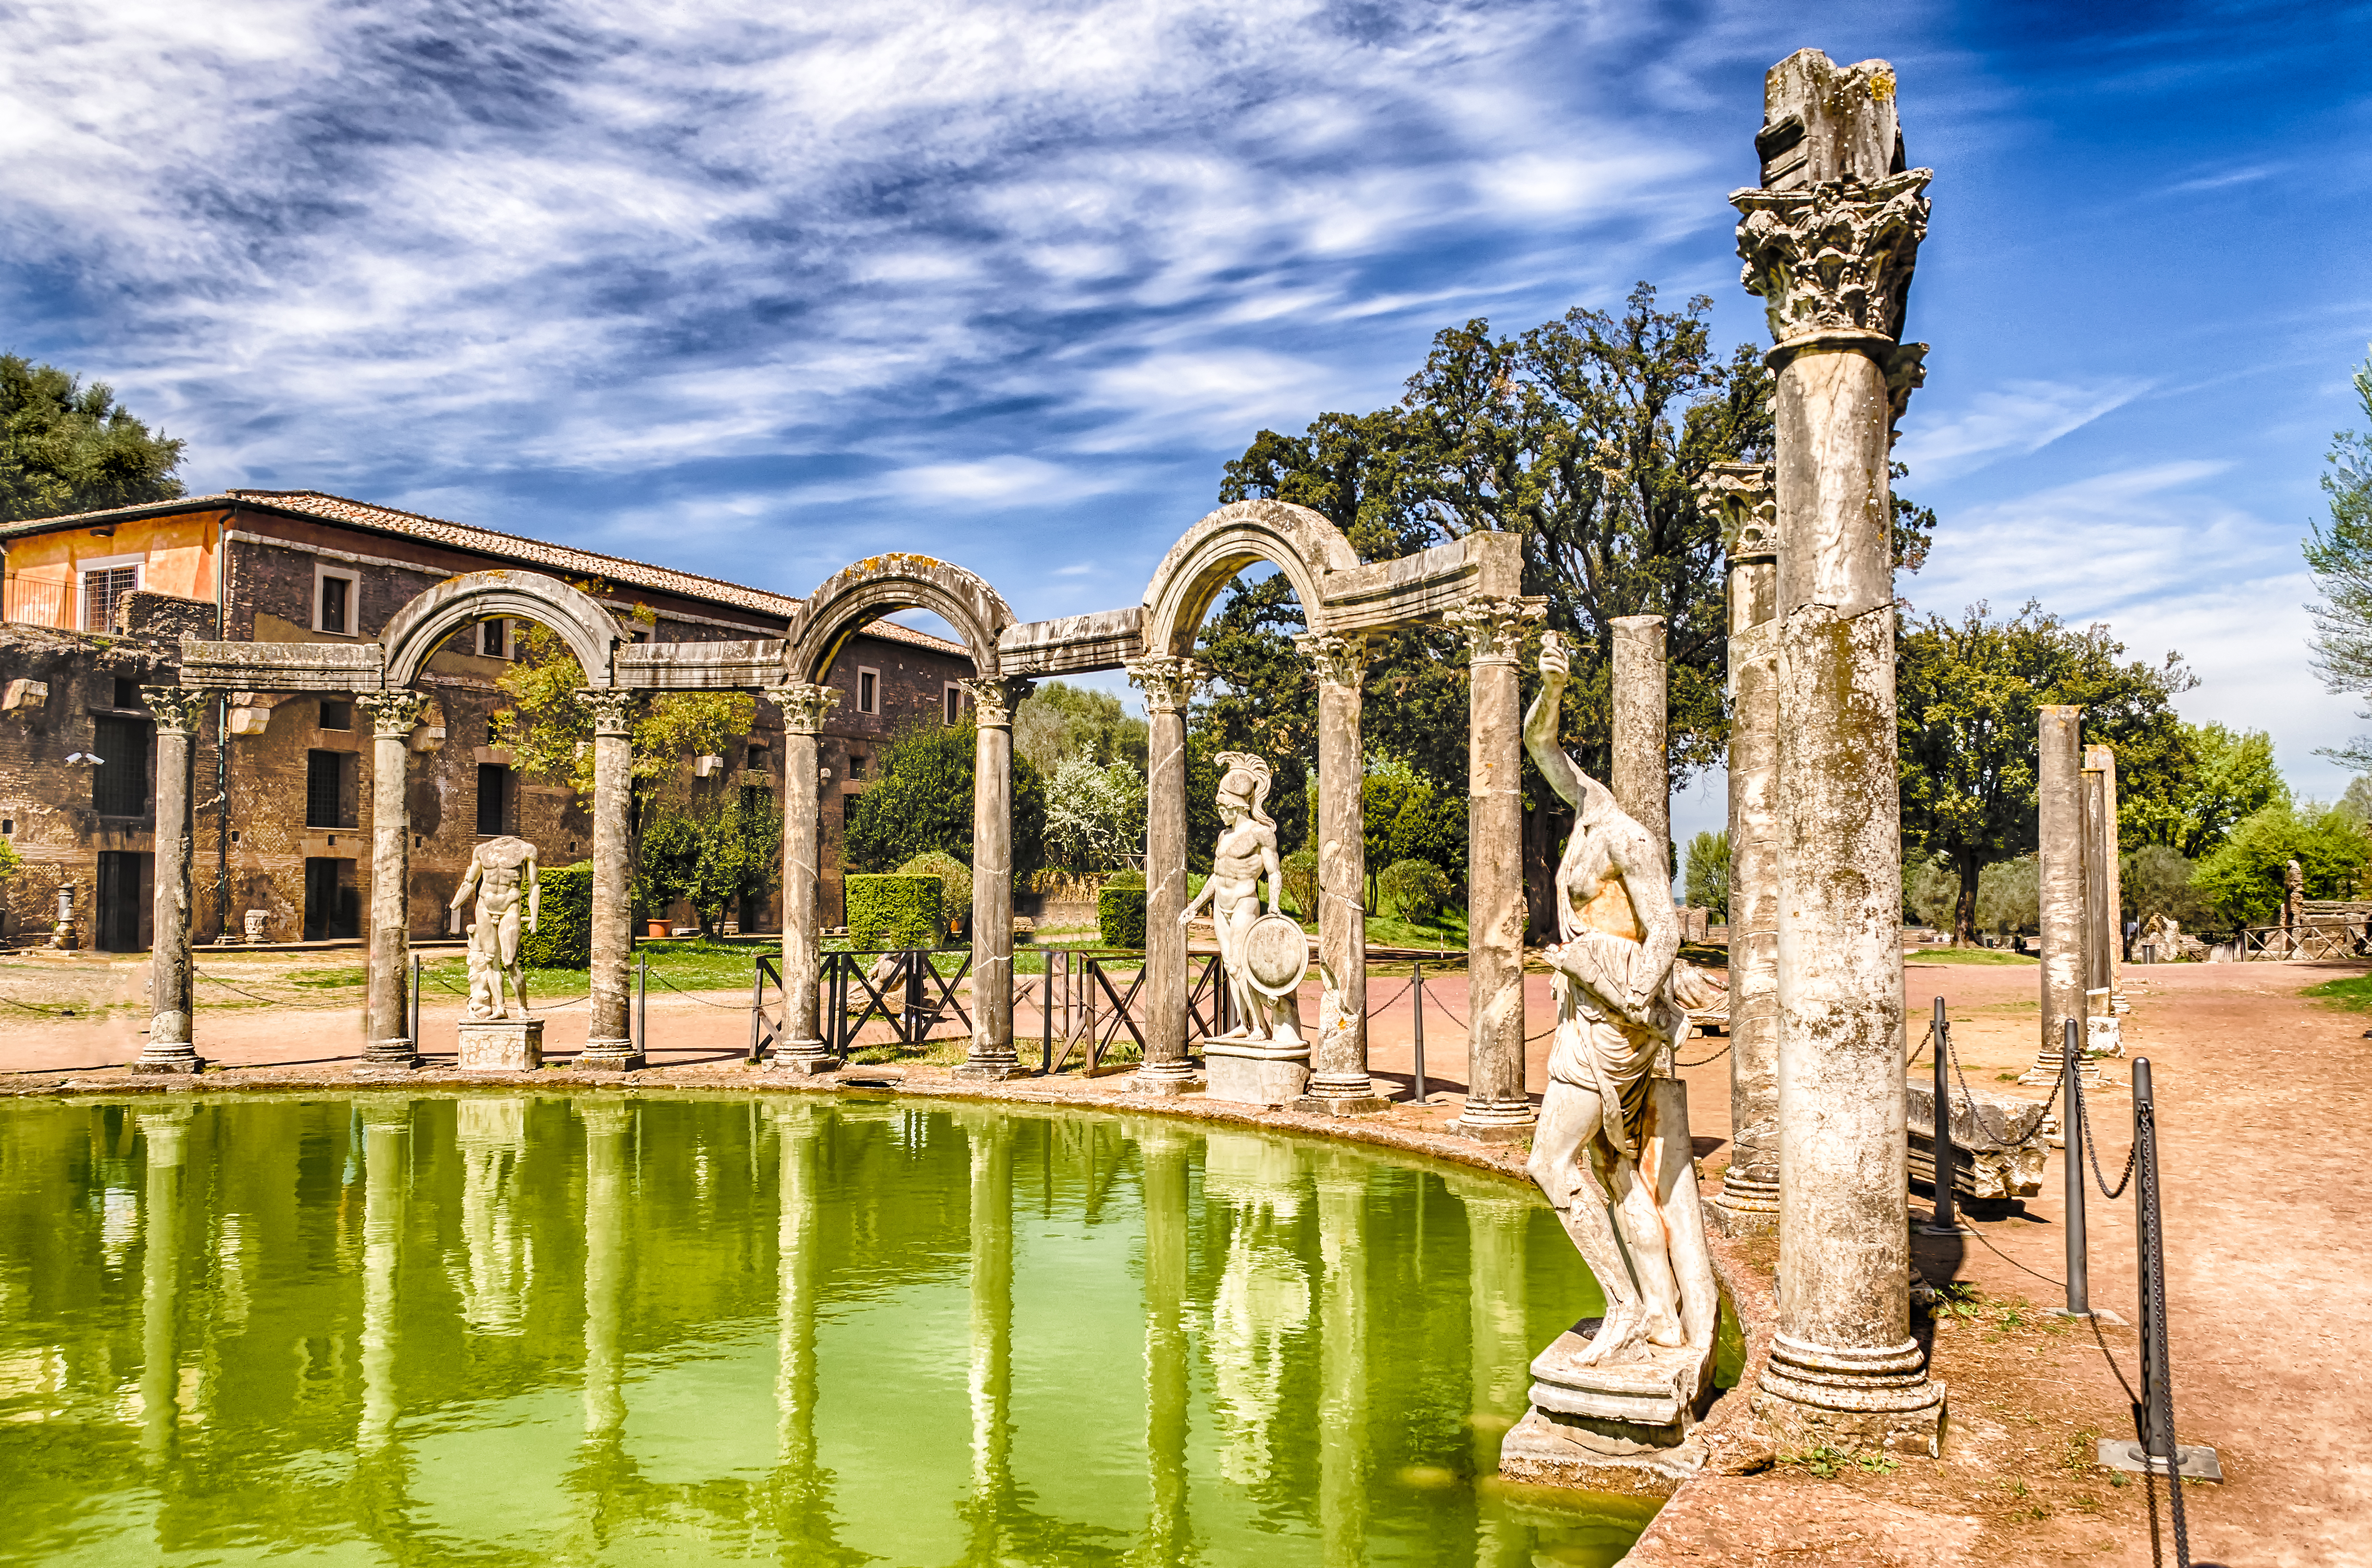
[2302,974,2372,1010]
[1906,946,2039,965]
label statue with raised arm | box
[451,836,541,1021]
[1510,630,1717,1462]
[1181,752,1304,1047]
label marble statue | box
[451,836,540,1021]
[1181,752,1303,1046]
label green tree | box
[635,789,781,936]
[494,611,755,799]
[0,356,185,522]
[1361,756,1465,907]
[1042,755,1146,870]
[1189,574,1316,855]
[1897,601,2195,945]
[844,719,1045,882]
[2122,722,2288,857]
[2194,801,2370,926]
[1014,680,1148,775]
[2121,844,2208,928]
[2306,347,2372,764]
[1684,830,1729,918]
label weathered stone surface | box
[1611,615,1670,864]
[2087,744,2125,1007]
[1316,530,1526,633]
[132,687,204,1076]
[1906,1076,2047,1201]
[787,553,1014,684]
[1127,656,1202,1095]
[1203,1043,1310,1107]
[955,675,1034,1078]
[612,639,787,690]
[2028,705,2087,1084]
[456,1016,543,1071]
[1184,753,1305,1052]
[578,689,641,1069]
[1300,632,1377,1111]
[767,682,836,1072]
[995,607,1145,677]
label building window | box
[476,764,511,836]
[944,683,964,724]
[306,751,349,829]
[856,667,880,715]
[318,699,352,731]
[748,744,768,771]
[79,559,141,633]
[477,618,510,658]
[91,716,149,817]
[315,566,360,636]
[112,677,140,709]
[847,753,867,780]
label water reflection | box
[0,1094,1658,1565]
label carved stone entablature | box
[573,687,640,738]
[764,681,840,735]
[1443,597,1547,668]
[1731,170,1932,349]
[356,689,428,738]
[1295,631,1370,689]
[1125,655,1204,716]
[958,675,1036,729]
[140,685,208,735]
[1699,463,1780,560]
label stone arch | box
[785,553,1014,683]
[1138,499,1361,657]
[379,569,626,689]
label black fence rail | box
[745,949,975,1066]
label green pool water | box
[0,1093,1660,1566]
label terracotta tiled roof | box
[0,489,971,657]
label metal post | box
[410,953,421,1058]
[636,951,648,1057]
[1042,951,1054,1075]
[1410,963,1428,1107]
[1921,995,1963,1234]
[906,951,925,1042]
[748,958,762,1064]
[2061,1016,2089,1317]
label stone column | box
[1445,597,1543,1142]
[135,687,206,1075]
[1126,656,1202,1095]
[766,683,839,1073]
[576,689,642,1069]
[1297,632,1386,1114]
[137,1104,191,1467]
[956,675,1036,1080]
[1703,465,1782,1233]
[2082,762,2111,1000]
[2026,706,2089,1082]
[1733,48,1944,1449]
[1610,615,1671,867]
[358,690,426,1073]
[2086,743,2125,1008]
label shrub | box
[518,861,594,969]
[844,719,1047,879]
[1378,858,1451,926]
[898,850,973,932]
[1104,867,1144,889]
[1098,885,1146,948]
[1279,847,1318,919]
[847,874,942,950]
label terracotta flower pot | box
[646,920,670,938]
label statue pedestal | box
[1203,1039,1309,1107]
[1500,1327,1714,1483]
[457,1017,544,1072]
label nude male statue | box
[1180,752,1302,1045]
[451,836,540,1021]
[1522,630,1713,1370]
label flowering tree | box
[1043,756,1146,870]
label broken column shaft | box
[1610,615,1670,872]
[2028,705,2090,1082]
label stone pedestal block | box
[1292,1085,1393,1116]
[767,1046,836,1076]
[1499,1323,1714,1483]
[458,1018,543,1071]
[951,1058,1036,1083]
[1203,1043,1309,1107]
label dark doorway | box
[476,763,511,836]
[94,851,149,951]
[91,716,150,819]
[303,858,359,941]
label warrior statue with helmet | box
[1180,751,1305,1047]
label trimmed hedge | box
[518,861,594,969]
[897,851,973,935]
[1379,858,1452,926]
[1098,885,1146,948]
[1279,847,1318,919]
[848,874,942,950]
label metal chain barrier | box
[2073,1072,2139,1200]
[2133,1064,2195,1568]
[1944,1020,2063,1147]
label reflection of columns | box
[455,1098,530,1333]
[2086,743,2123,1006]
[1139,1125,1192,1562]
[964,1116,1014,1555]
[578,690,643,1068]
[1313,1154,1368,1568]
[766,683,839,1073]
[1127,656,1203,1095]
[1609,616,1670,864]
[360,690,427,1071]
[1445,599,1543,1141]
[1448,1174,1533,1565]
[1298,633,1382,1112]
[137,1104,192,1465]
[774,1102,820,1470]
[1735,47,1943,1447]
[135,688,205,1074]
[2027,707,2088,1082]
[1203,1133,1308,1486]
[581,1101,631,1441]
[358,1102,411,1452]
[956,676,1035,1080]
[1704,465,1781,1230]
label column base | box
[1131,1060,1199,1097]
[1292,1072,1392,1116]
[130,1050,206,1075]
[767,1041,836,1076]
[952,1053,1036,1082]
[1707,1170,1780,1236]
[576,1038,645,1072]
[1752,1333,1947,1455]
[354,1037,421,1077]
[1449,1098,1537,1143]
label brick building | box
[0,490,975,949]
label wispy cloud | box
[1894,378,2151,484]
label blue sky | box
[6,0,2370,852]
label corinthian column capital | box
[1442,598,1547,668]
[573,687,640,738]
[1730,170,1933,350]
[957,675,1035,729]
[356,689,428,739]
[140,685,209,735]
[1124,656,1204,717]
[764,681,840,735]
[1295,631,1369,688]
[1698,462,1780,560]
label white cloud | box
[1894,378,2151,483]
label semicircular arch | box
[1139,499,1360,659]
[787,554,1014,683]
[380,570,626,689]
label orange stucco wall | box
[2,510,221,627]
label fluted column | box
[1734,47,1943,1448]
[1610,615,1670,864]
[1126,656,1203,1095]
[358,1101,411,1452]
[137,1104,191,1466]
[135,687,205,1074]
[1703,465,1781,1231]
[766,683,839,1073]
[358,690,427,1072]
[2027,706,2089,1082]
[1297,632,1384,1113]
[956,675,1036,1080]
[1445,598,1543,1141]
[577,689,642,1068]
